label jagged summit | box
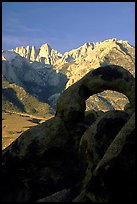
[54,38,134,66]
[6,38,134,66]
[12,43,62,65]
[40,43,51,49]
[52,38,134,86]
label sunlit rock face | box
[14,43,62,65]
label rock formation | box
[2,65,135,202]
[14,43,62,65]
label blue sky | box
[2,2,135,53]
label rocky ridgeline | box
[53,38,134,80]
[2,39,135,112]
[2,65,135,202]
[12,39,135,73]
[13,43,62,64]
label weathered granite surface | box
[2,65,135,202]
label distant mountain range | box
[2,38,135,116]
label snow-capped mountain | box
[2,38,135,113]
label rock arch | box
[2,65,135,202]
[56,65,135,122]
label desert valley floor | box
[2,112,53,150]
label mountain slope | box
[2,38,135,113]
[53,39,135,88]
[2,50,68,104]
[2,77,53,118]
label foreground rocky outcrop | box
[2,65,135,202]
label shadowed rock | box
[2,65,135,202]
[74,113,135,202]
[56,65,135,122]
[79,110,130,171]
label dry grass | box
[2,111,53,150]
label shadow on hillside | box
[116,42,133,60]
[22,68,68,104]
[2,88,25,112]
[28,118,41,124]
[2,59,69,109]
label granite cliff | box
[13,43,62,64]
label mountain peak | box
[4,38,134,66]
[39,43,52,54]
[12,43,62,65]
[41,43,51,48]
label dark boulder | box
[2,65,135,202]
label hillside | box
[2,77,53,118]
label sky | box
[2,2,135,54]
